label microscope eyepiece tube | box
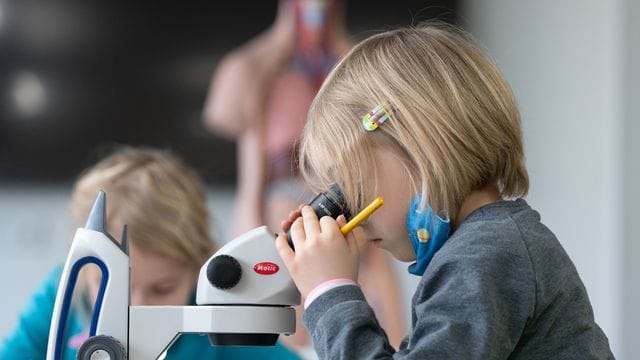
[285,183,349,249]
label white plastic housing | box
[128,305,296,359]
[46,228,129,359]
[196,226,300,306]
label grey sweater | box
[302,199,613,359]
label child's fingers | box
[351,227,368,253]
[275,232,295,267]
[301,206,321,236]
[320,215,356,253]
[288,208,302,222]
[336,215,359,253]
[280,219,291,232]
[289,217,306,246]
[280,204,306,232]
[319,215,346,245]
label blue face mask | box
[406,194,451,276]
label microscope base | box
[128,305,296,360]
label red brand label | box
[253,262,279,275]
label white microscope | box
[46,186,352,360]
[46,191,300,360]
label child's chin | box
[393,251,416,263]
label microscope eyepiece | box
[285,183,350,249]
[307,183,350,219]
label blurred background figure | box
[0,146,301,360]
[203,0,350,239]
[202,0,406,356]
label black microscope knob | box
[206,255,242,289]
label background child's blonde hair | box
[70,146,214,270]
[299,22,529,219]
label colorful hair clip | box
[362,101,397,132]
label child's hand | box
[279,204,305,233]
[275,205,361,298]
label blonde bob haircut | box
[70,146,214,270]
[299,22,529,219]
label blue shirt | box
[0,266,301,360]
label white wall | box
[622,0,640,357]
[0,186,72,337]
[462,1,638,358]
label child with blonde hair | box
[1,146,300,359]
[276,23,613,358]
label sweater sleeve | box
[303,284,397,359]
[302,228,536,359]
[0,267,63,359]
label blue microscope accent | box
[53,256,109,360]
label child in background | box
[0,146,300,360]
[275,23,614,359]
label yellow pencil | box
[340,197,384,235]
